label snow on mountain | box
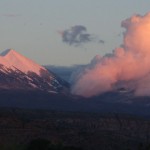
[0,49,46,75]
[0,49,70,93]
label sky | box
[0,0,150,66]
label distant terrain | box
[45,65,85,83]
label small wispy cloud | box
[1,14,20,18]
[59,25,105,47]
[99,40,105,44]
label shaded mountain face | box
[45,65,86,83]
[0,49,69,93]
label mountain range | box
[0,49,150,116]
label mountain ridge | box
[0,49,69,93]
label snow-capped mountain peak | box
[0,49,69,93]
[0,49,46,75]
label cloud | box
[2,14,20,18]
[71,12,150,97]
[99,40,105,44]
[59,25,104,46]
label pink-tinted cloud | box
[71,12,150,97]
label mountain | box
[1,49,150,116]
[0,49,69,93]
[45,64,86,82]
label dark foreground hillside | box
[0,108,149,150]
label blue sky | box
[0,0,150,66]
